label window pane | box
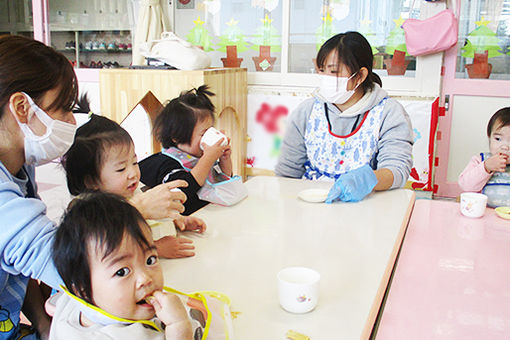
[174,0,283,72]
[0,0,34,39]
[289,0,417,77]
[456,0,510,80]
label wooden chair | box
[120,91,163,162]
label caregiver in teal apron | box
[276,31,413,202]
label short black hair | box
[61,114,133,195]
[487,107,510,137]
[154,85,215,149]
[316,31,382,93]
[53,192,151,304]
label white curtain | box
[132,0,170,65]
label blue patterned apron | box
[303,98,387,180]
[480,152,510,208]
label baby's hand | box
[202,139,228,161]
[484,153,508,173]
[147,291,192,339]
[220,139,232,161]
[154,236,195,258]
[174,216,206,233]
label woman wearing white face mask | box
[0,35,80,340]
[276,31,413,203]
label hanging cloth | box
[133,0,170,65]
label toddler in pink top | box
[458,107,510,207]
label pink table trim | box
[376,200,510,339]
[362,193,416,339]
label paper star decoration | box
[261,13,273,25]
[226,18,239,26]
[193,16,205,26]
[393,16,405,28]
[322,11,333,23]
[475,16,490,27]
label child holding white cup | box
[458,107,510,208]
[139,85,243,215]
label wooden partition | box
[99,68,248,179]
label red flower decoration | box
[246,157,255,167]
[256,102,288,133]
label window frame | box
[169,0,445,97]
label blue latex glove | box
[325,164,378,203]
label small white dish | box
[297,189,329,203]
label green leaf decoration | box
[315,11,336,51]
[461,19,504,59]
[251,13,281,51]
[358,20,380,55]
[186,16,215,52]
[216,18,250,53]
[385,17,408,56]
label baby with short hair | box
[458,107,510,207]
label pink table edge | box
[361,191,416,339]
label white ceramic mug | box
[200,127,228,150]
[277,267,320,314]
[460,192,488,218]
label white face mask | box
[11,92,77,166]
[315,72,359,104]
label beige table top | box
[161,176,415,339]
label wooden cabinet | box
[99,68,247,179]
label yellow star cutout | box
[322,11,333,23]
[475,16,490,27]
[260,13,273,25]
[193,16,205,26]
[360,18,372,26]
[393,17,405,28]
[226,18,238,26]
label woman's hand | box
[147,291,192,340]
[131,180,188,220]
[154,236,195,258]
[325,164,378,203]
[174,216,206,233]
[484,153,508,173]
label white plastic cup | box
[277,267,320,314]
[460,192,488,218]
[200,127,228,150]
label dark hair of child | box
[154,85,215,149]
[487,107,510,137]
[61,114,133,196]
[52,192,151,304]
[316,31,382,93]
